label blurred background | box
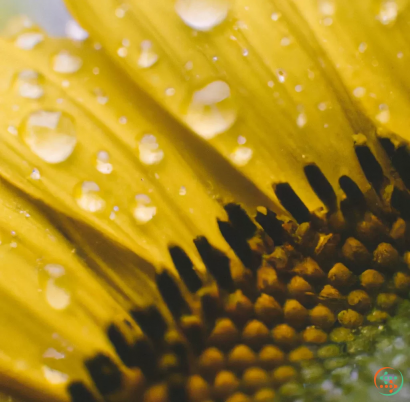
[0,0,72,35]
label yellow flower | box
[1,1,410,401]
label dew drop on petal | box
[42,366,69,384]
[17,70,44,99]
[358,42,368,53]
[138,40,159,68]
[74,181,106,213]
[237,135,246,145]
[297,112,307,128]
[376,104,391,123]
[271,12,281,21]
[133,194,157,223]
[14,32,44,50]
[276,69,287,83]
[138,134,164,165]
[175,0,230,31]
[65,20,89,41]
[52,51,82,74]
[8,125,18,135]
[95,150,113,174]
[179,186,187,195]
[230,146,253,166]
[117,47,128,57]
[377,0,398,25]
[22,110,77,164]
[30,168,41,180]
[186,80,237,139]
[353,87,366,98]
[93,88,109,105]
[43,264,71,311]
[318,0,336,16]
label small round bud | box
[198,348,225,378]
[186,375,210,402]
[394,272,410,292]
[283,299,308,329]
[271,365,298,385]
[258,345,285,370]
[228,345,257,371]
[338,309,363,328]
[214,371,239,400]
[347,290,372,313]
[253,388,276,402]
[288,346,314,362]
[225,290,253,326]
[342,237,370,267]
[208,319,239,350]
[293,257,325,281]
[242,367,269,393]
[373,243,399,270]
[242,320,270,349]
[271,324,298,347]
[376,293,399,310]
[310,304,336,329]
[302,327,327,344]
[328,263,354,288]
[360,269,385,291]
[254,294,283,326]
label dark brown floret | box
[293,257,325,281]
[271,324,298,347]
[347,290,372,313]
[342,237,371,268]
[242,320,270,349]
[360,269,385,291]
[283,299,308,329]
[327,263,355,288]
[242,367,269,393]
[254,294,283,326]
[225,290,254,327]
[227,345,257,371]
[208,319,239,350]
[309,304,336,329]
[258,345,285,370]
[338,309,364,328]
[214,371,240,399]
[373,243,400,270]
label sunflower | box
[1,0,410,401]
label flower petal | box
[65,0,396,215]
[0,30,268,274]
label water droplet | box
[230,146,253,166]
[271,12,281,21]
[122,38,130,47]
[397,51,404,59]
[358,42,368,53]
[52,51,82,74]
[353,87,366,98]
[8,125,18,135]
[318,102,328,111]
[185,61,194,70]
[242,48,249,56]
[175,0,230,31]
[138,134,164,165]
[119,116,128,124]
[186,80,237,139]
[268,81,274,88]
[93,88,109,105]
[30,168,41,180]
[22,111,77,164]
[297,112,307,128]
[165,88,176,96]
[115,4,129,18]
[276,69,287,83]
[65,20,88,41]
[43,366,69,384]
[237,135,247,145]
[179,186,187,195]
[74,181,106,213]
[133,194,156,223]
[14,32,44,50]
[280,37,291,47]
[17,70,44,99]
[295,85,303,93]
[95,151,113,174]
[377,1,398,25]
[117,47,128,57]
[319,0,336,16]
[42,264,71,311]
[376,104,390,123]
[138,40,159,68]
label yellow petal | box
[65,0,396,216]
[0,180,134,401]
[0,30,268,275]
